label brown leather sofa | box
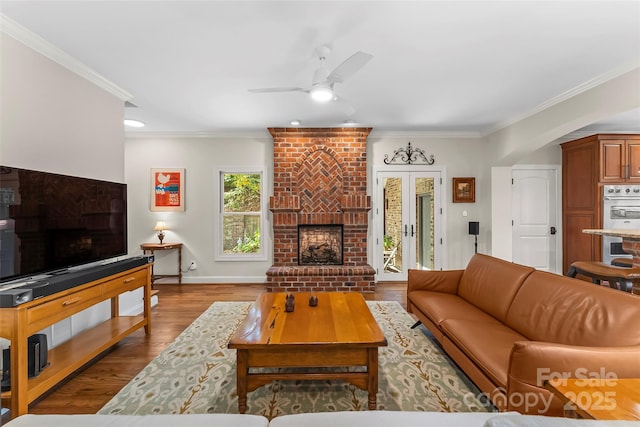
[407,253,640,416]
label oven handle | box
[603,196,640,200]
[607,207,640,213]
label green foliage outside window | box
[232,230,261,253]
[223,173,262,254]
[224,173,261,212]
[383,235,395,250]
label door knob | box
[550,226,557,235]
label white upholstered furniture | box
[5,412,638,427]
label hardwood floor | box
[21,283,406,418]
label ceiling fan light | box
[310,86,333,102]
[124,119,145,128]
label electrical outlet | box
[189,260,197,271]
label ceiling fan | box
[249,46,373,104]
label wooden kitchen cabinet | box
[600,139,640,182]
[561,134,640,273]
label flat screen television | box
[0,166,127,283]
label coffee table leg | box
[367,348,379,410]
[236,349,248,413]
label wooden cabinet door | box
[626,140,640,182]
[562,139,600,273]
[600,140,625,182]
[562,212,600,274]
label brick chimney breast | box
[267,128,375,292]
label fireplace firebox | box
[298,225,343,265]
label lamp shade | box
[153,221,167,231]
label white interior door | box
[376,170,443,281]
[512,167,560,272]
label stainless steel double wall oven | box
[602,184,640,264]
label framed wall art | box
[151,168,185,211]
[453,177,475,203]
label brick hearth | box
[266,127,375,292]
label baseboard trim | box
[154,276,267,284]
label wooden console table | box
[140,243,183,285]
[0,264,152,416]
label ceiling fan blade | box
[248,87,308,93]
[333,94,356,116]
[326,51,373,84]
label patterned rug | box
[99,301,495,419]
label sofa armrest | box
[407,269,463,294]
[508,340,640,388]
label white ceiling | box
[2,1,639,136]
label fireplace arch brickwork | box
[296,146,343,213]
[267,128,375,292]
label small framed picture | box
[453,177,475,203]
[151,168,185,211]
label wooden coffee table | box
[228,292,388,413]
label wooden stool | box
[567,261,640,293]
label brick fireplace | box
[266,127,375,292]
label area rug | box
[99,301,495,419]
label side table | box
[140,242,183,286]
[545,378,640,420]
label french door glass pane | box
[415,177,434,270]
[382,177,403,274]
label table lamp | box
[154,221,167,244]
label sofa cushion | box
[3,414,270,427]
[457,254,534,323]
[409,291,503,328]
[506,271,640,346]
[269,410,513,427]
[440,318,528,387]
[484,413,640,426]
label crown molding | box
[124,130,273,140]
[366,129,482,139]
[1,14,132,101]
[124,129,484,140]
[483,62,640,137]
[553,130,640,144]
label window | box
[215,168,267,261]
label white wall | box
[0,34,124,181]
[486,68,640,264]
[125,134,273,282]
[125,132,491,280]
[0,33,131,348]
[490,167,513,261]
[368,133,489,269]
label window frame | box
[214,166,268,262]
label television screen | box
[0,166,127,283]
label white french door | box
[375,170,444,281]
